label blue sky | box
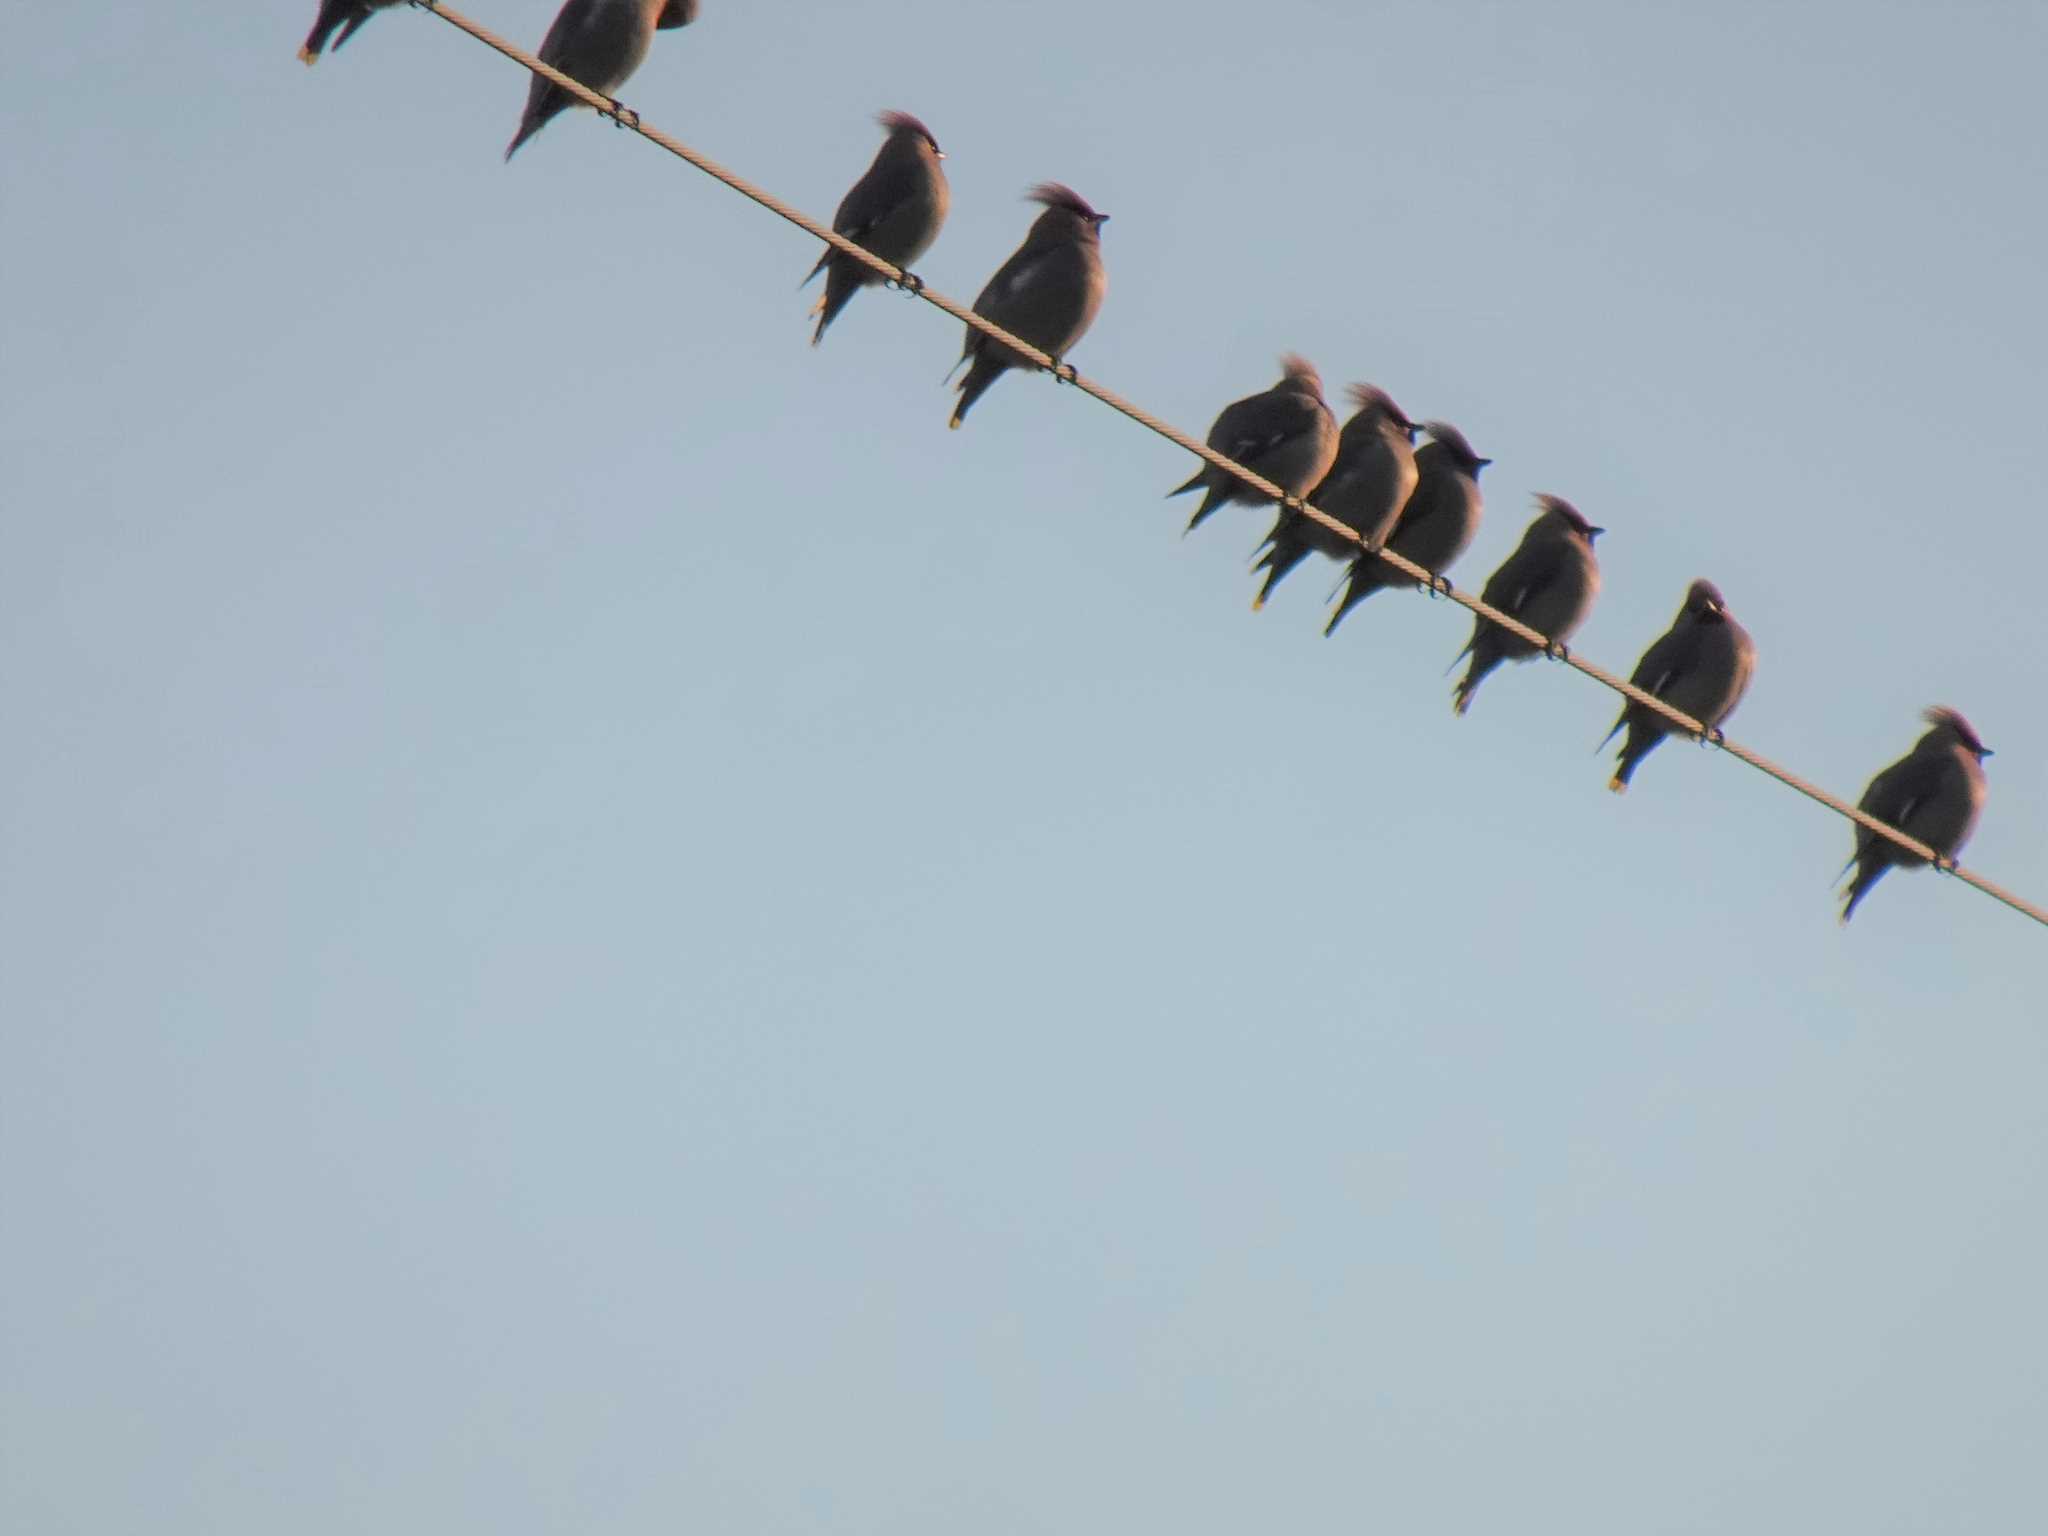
[4,2,2045,1531]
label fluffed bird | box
[1167,356,1338,539]
[1838,707,1992,922]
[1600,579,1756,792]
[1450,496,1603,716]
[947,184,1108,429]
[805,111,950,345]
[1252,384,1416,609]
[1324,420,1488,635]
[504,0,697,162]
[298,0,403,63]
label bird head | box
[1923,706,1992,760]
[1534,494,1602,543]
[1344,383,1418,439]
[1419,420,1489,474]
[1277,353,1325,398]
[1027,183,1109,239]
[878,110,943,159]
[1684,578,1727,620]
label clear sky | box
[4,1,2046,1530]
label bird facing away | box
[1600,579,1757,792]
[1168,356,1339,537]
[298,0,403,63]
[805,112,950,346]
[947,184,1108,429]
[1252,384,1416,609]
[1838,707,1992,922]
[1324,420,1488,636]
[1450,496,1603,716]
[504,0,697,162]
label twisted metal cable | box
[404,0,2046,932]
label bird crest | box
[1027,183,1107,223]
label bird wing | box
[1627,625,1690,699]
[971,244,1056,328]
[1477,541,1553,618]
[1856,752,1946,851]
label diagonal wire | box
[404,0,2046,933]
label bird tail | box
[1597,710,1628,753]
[809,270,856,347]
[1607,748,1639,793]
[1250,539,1306,611]
[1182,485,1228,534]
[504,121,538,162]
[1839,862,1886,923]
[1450,653,1491,716]
[949,358,1002,429]
[1167,466,1207,499]
[332,14,371,52]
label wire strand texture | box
[406,0,2046,933]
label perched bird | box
[1838,707,1992,922]
[1324,420,1488,635]
[1252,384,1416,608]
[948,184,1108,429]
[1450,496,1603,716]
[804,112,950,346]
[298,0,403,63]
[1600,579,1757,792]
[1167,357,1339,539]
[504,0,697,162]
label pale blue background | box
[4,2,2046,1530]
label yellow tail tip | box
[1607,777,1627,794]
[1250,595,1266,613]
[298,47,318,65]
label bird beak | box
[935,150,947,160]
[1980,747,1995,759]
[1587,526,1606,540]
[1474,457,1493,469]
[1094,214,1111,226]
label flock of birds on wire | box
[298,0,1996,926]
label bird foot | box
[606,99,641,131]
[1428,574,1453,598]
[888,269,925,296]
[1543,638,1571,662]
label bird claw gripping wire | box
[606,100,641,131]
[1280,495,1305,517]
[1427,573,1454,599]
[1543,638,1571,663]
[1049,359,1079,385]
[887,269,925,296]
[1699,724,1727,748]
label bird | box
[1599,579,1757,792]
[1250,384,1416,609]
[1838,707,1992,922]
[1324,420,1488,635]
[298,0,403,63]
[947,184,1108,429]
[805,112,950,346]
[1450,496,1603,716]
[504,0,697,163]
[1167,357,1339,539]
